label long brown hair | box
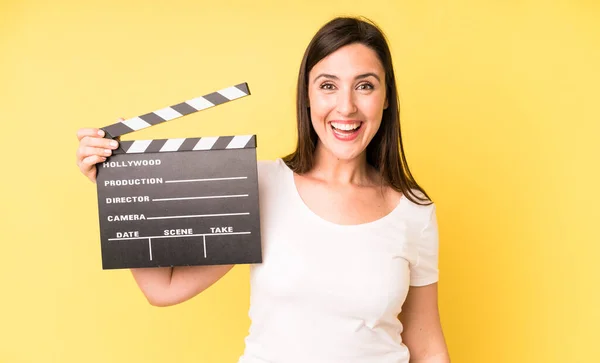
[283,16,432,205]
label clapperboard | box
[95,83,262,270]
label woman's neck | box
[308,142,374,186]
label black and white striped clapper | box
[95,82,262,270]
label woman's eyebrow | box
[313,72,381,83]
[313,73,339,83]
[355,72,381,82]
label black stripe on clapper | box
[203,92,230,106]
[143,139,168,153]
[113,141,133,154]
[138,112,165,126]
[244,135,257,148]
[212,136,234,150]
[103,123,133,139]
[171,102,197,116]
[235,83,250,95]
[179,138,200,151]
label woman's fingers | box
[76,123,121,163]
[79,154,107,170]
[75,118,124,183]
[77,146,114,161]
[77,128,105,142]
[81,135,119,149]
[76,118,124,141]
[76,138,118,166]
[79,154,107,182]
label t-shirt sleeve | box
[257,159,280,192]
[409,204,440,286]
[256,159,283,215]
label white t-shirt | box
[237,159,439,363]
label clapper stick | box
[101,82,250,139]
[111,135,256,154]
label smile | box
[329,120,363,141]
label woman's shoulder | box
[257,158,288,176]
[257,158,290,188]
[400,188,437,222]
[256,158,291,204]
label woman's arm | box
[399,283,450,363]
[131,264,234,307]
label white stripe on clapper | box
[121,116,152,131]
[218,86,247,100]
[108,231,251,241]
[147,212,249,220]
[226,135,252,149]
[154,107,183,121]
[152,194,248,202]
[127,139,153,153]
[160,138,186,152]
[193,137,219,150]
[186,97,214,111]
[165,176,247,183]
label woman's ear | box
[384,97,389,110]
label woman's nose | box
[336,90,358,116]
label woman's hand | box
[75,118,122,183]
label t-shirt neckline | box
[278,158,407,229]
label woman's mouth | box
[329,121,363,141]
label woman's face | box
[308,43,388,162]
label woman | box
[76,16,450,363]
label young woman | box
[76,16,450,363]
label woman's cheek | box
[359,95,385,118]
[310,109,328,136]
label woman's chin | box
[323,144,366,162]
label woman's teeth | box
[330,122,361,131]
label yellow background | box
[1,0,598,362]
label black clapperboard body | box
[96,83,262,270]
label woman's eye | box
[357,83,374,90]
[320,83,335,90]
